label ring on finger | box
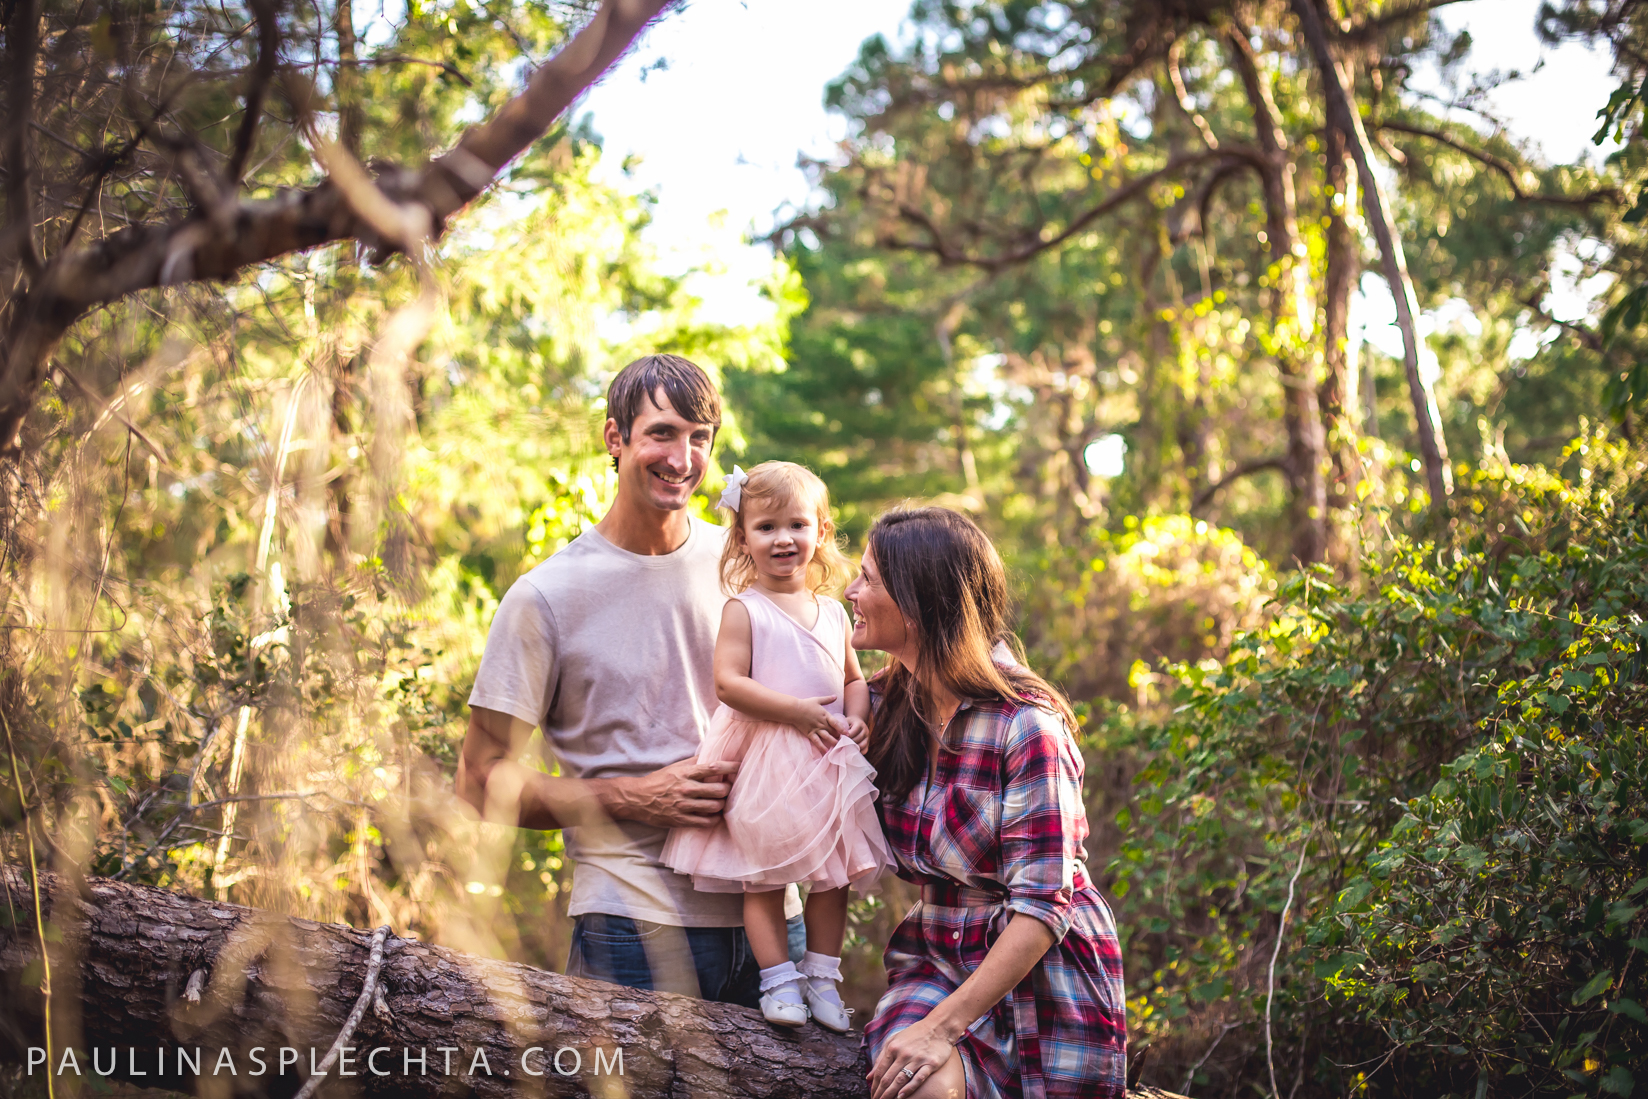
[899,1066,917,1081]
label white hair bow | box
[717,465,748,511]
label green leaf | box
[1602,1065,1634,1097]
[1574,969,1614,1005]
[1609,998,1648,1024]
[1626,186,1648,225]
[1337,880,1374,912]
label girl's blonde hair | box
[718,461,851,595]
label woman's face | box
[845,544,910,659]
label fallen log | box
[0,868,1180,1099]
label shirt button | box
[953,931,962,940]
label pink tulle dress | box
[662,588,893,895]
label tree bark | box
[1,870,1177,1099]
[1290,0,1452,504]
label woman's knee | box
[909,1047,966,1099]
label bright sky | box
[577,0,908,328]
[577,0,1619,344]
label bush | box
[1320,605,1648,1095]
[1109,436,1648,1096]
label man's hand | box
[593,758,739,829]
[459,707,611,830]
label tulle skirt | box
[662,706,894,894]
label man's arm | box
[456,706,739,830]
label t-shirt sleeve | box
[467,579,558,728]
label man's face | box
[605,389,716,513]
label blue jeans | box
[565,914,806,1008]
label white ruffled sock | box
[798,950,844,1006]
[758,961,804,1005]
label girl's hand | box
[868,1014,956,1099]
[792,695,841,751]
[840,715,870,752]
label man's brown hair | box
[606,354,722,450]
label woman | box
[845,507,1126,1099]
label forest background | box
[1,0,1646,1096]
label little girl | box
[662,461,892,1031]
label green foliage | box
[1,83,795,962]
[1321,565,1648,1094]
[1016,513,1277,705]
[7,0,1648,1084]
[1108,436,1647,1093]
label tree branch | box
[1168,37,1219,151]
[1520,292,1604,352]
[425,0,670,215]
[884,149,1239,272]
[1222,23,1298,261]
[0,0,675,454]
[227,0,281,185]
[1376,120,1621,206]
[1193,455,1287,512]
[52,362,175,469]
[1292,0,1452,504]
[1336,0,1473,43]
[4,0,42,276]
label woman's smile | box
[845,546,906,656]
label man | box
[456,353,795,1008]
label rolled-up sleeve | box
[998,707,1086,942]
[467,581,558,729]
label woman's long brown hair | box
[865,507,1078,803]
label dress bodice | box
[734,588,848,716]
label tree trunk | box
[1320,104,1362,568]
[1,869,1178,1099]
[1224,26,1327,566]
[1291,0,1452,505]
[0,869,867,1098]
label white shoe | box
[759,981,809,1028]
[803,980,853,1034]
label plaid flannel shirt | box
[863,697,1127,1099]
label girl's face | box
[845,544,910,658]
[739,495,820,587]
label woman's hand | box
[791,695,842,752]
[868,1014,957,1099]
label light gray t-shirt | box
[467,516,745,927]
